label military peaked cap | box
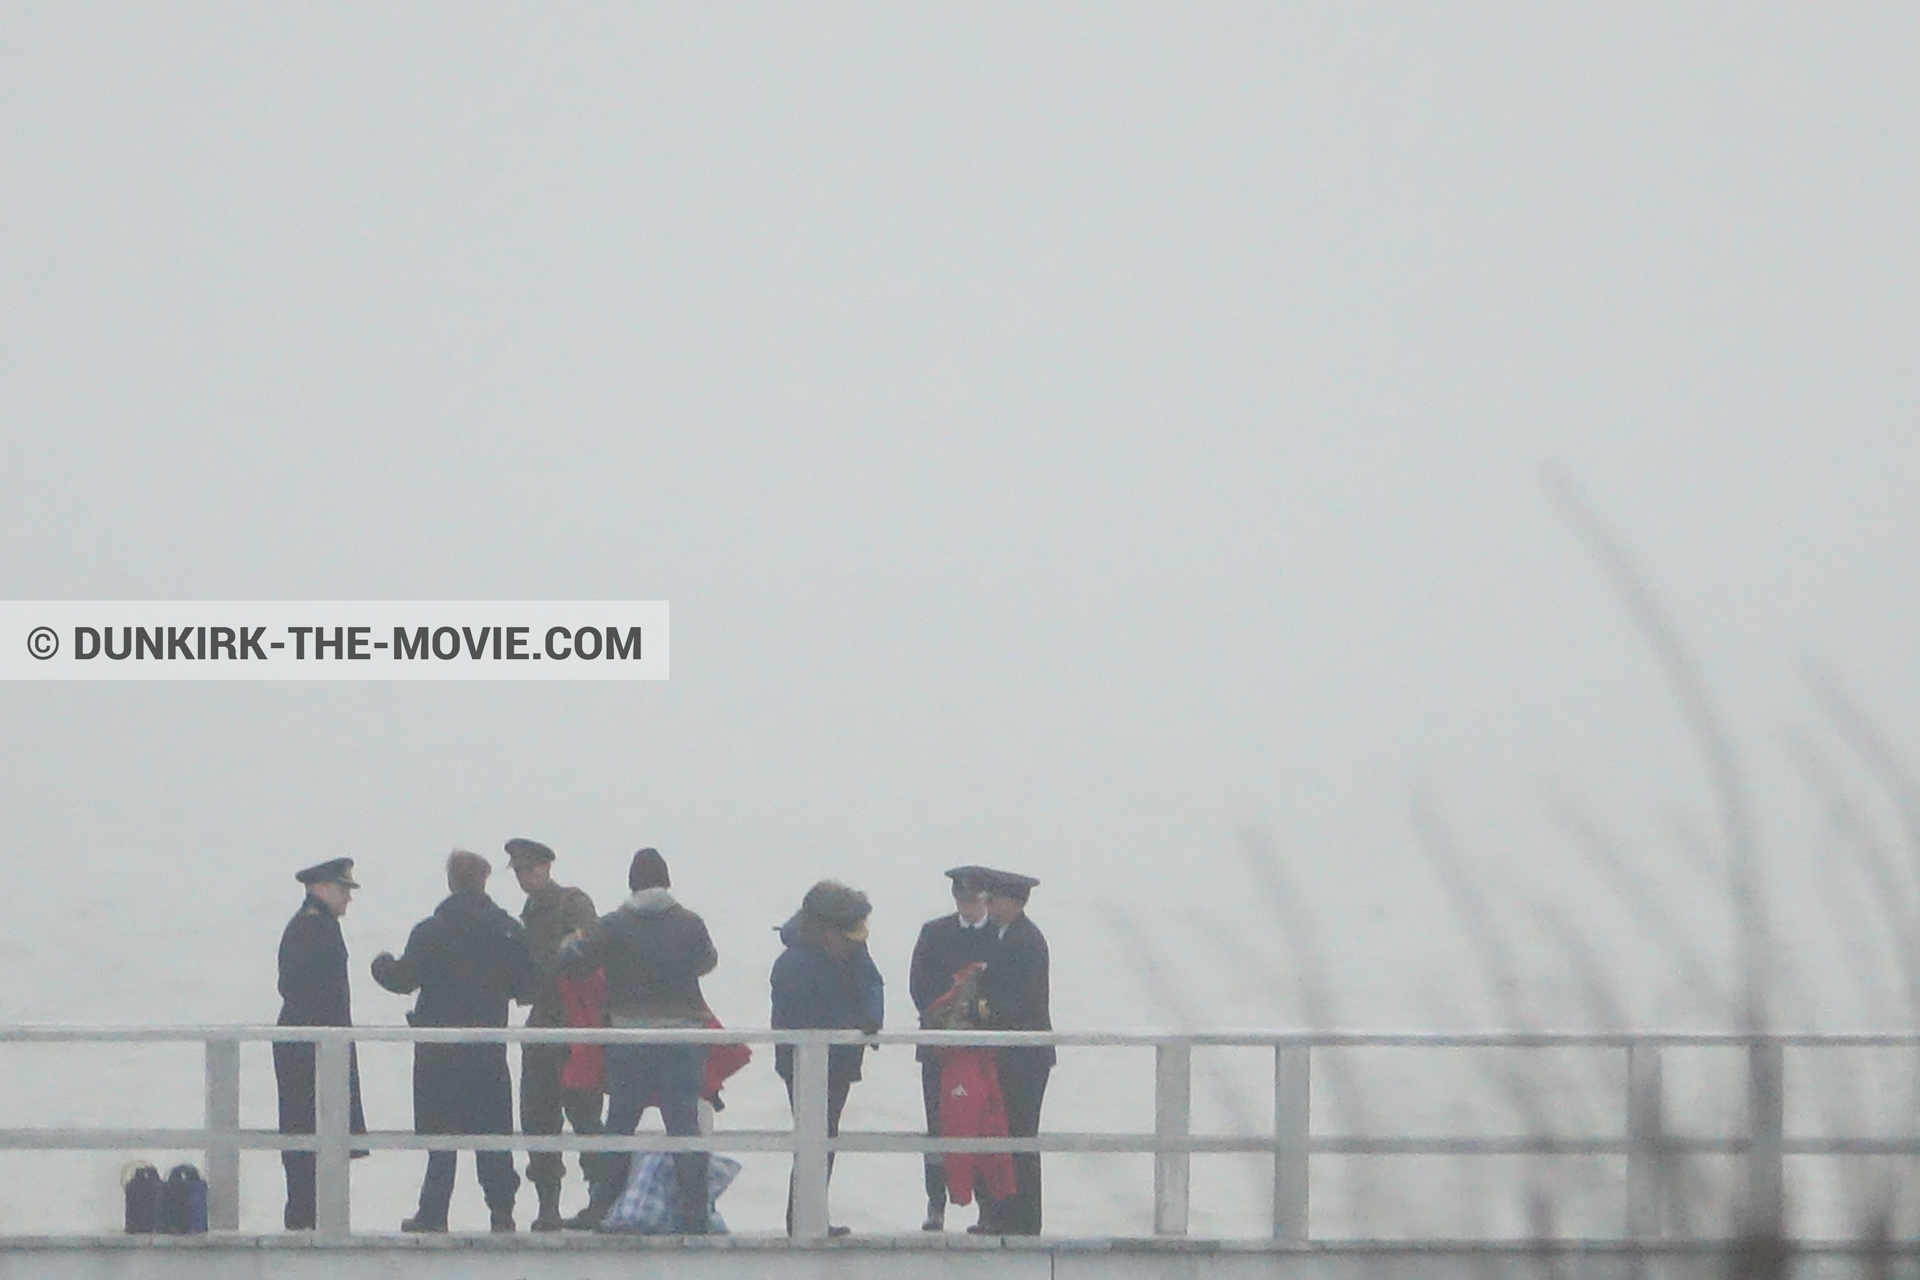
[295,857,359,888]
[983,868,1039,897]
[504,837,556,868]
[944,865,994,893]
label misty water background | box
[3,3,1919,1242]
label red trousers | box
[937,1049,1017,1205]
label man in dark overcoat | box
[274,856,367,1230]
[504,836,607,1230]
[908,865,998,1231]
[373,850,534,1232]
[976,869,1053,1236]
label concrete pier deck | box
[0,1234,1906,1280]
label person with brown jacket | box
[504,838,606,1230]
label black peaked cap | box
[984,869,1039,896]
[296,857,359,888]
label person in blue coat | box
[770,880,883,1236]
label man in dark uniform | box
[908,865,998,1231]
[503,837,607,1231]
[372,850,533,1233]
[274,857,367,1231]
[976,869,1053,1236]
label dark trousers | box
[604,1041,709,1233]
[981,1053,1050,1235]
[920,1059,947,1209]
[273,1039,365,1231]
[413,1043,519,1224]
[782,1073,854,1233]
[603,1041,705,1140]
[519,1042,608,1189]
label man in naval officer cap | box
[274,857,367,1230]
[973,868,1051,1236]
[907,865,998,1231]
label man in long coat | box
[373,850,534,1232]
[976,869,1053,1236]
[274,857,367,1230]
[908,865,997,1231]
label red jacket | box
[938,1048,1017,1205]
[555,969,750,1100]
[557,970,608,1090]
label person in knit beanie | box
[559,847,717,1233]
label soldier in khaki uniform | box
[505,838,606,1231]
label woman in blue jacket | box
[770,880,883,1236]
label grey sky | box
[2,5,1917,1032]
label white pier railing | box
[0,1026,1910,1242]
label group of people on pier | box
[272,843,1052,1237]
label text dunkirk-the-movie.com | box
[0,602,668,681]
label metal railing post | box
[1272,1044,1310,1241]
[1153,1042,1192,1235]
[791,1034,831,1239]
[1746,1040,1785,1236]
[314,1036,352,1238]
[203,1038,241,1231]
[1625,1042,1664,1242]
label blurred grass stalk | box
[1123,473,1919,1277]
